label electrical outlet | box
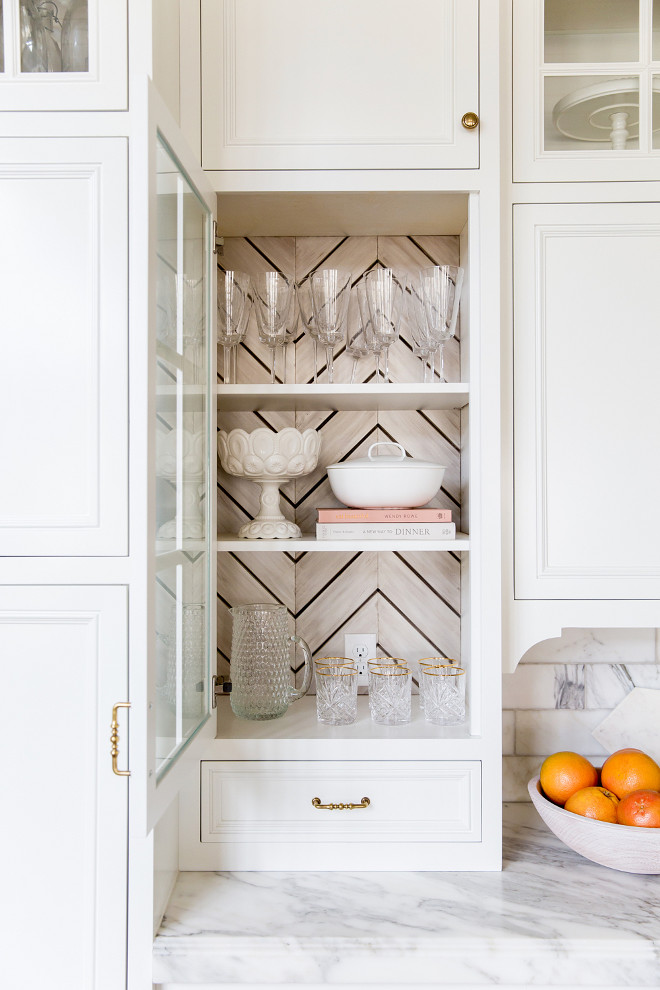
[345,633,377,686]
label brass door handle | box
[312,796,370,810]
[461,111,479,129]
[110,702,131,776]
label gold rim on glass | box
[367,657,405,667]
[369,665,411,677]
[314,657,353,666]
[316,666,358,677]
[421,665,466,677]
[419,657,457,666]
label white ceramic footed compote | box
[218,427,321,539]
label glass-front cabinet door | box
[154,132,215,781]
[514,0,660,180]
[0,0,126,108]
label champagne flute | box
[406,281,434,382]
[356,276,385,383]
[252,271,293,384]
[309,268,352,384]
[345,282,370,384]
[297,278,320,383]
[363,268,408,384]
[217,270,251,384]
[419,265,465,384]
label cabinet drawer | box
[201,760,481,844]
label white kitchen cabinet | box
[200,0,479,173]
[513,0,660,182]
[513,201,660,601]
[177,178,503,873]
[0,137,128,557]
[0,584,128,990]
[0,0,127,110]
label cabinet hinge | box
[212,674,231,708]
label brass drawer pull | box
[110,702,131,776]
[312,796,370,810]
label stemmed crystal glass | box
[296,279,320,383]
[419,265,465,384]
[217,270,251,384]
[363,268,408,384]
[252,271,293,384]
[345,282,370,384]
[355,277,385,383]
[406,282,435,382]
[309,268,352,384]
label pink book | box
[316,507,452,523]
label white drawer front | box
[201,761,481,843]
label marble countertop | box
[153,805,660,987]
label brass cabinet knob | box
[461,111,479,130]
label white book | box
[315,522,457,540]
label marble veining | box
[553,663,585,709]
[153,807,660,986]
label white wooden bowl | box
[528,775,660,874]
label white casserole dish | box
[326,442,446,508]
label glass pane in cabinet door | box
[155,566,207,775]
[19,0,88,73]
[544,0,639,63]
[155,134,212,778]
[544,74,640,151]
[654,75,660,148]
[654,2,660,62]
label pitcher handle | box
[289,634,313,703]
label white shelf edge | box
[216,383,469,412]
[211,696,477,750]
[217,533,470,552]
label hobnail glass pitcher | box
[229,604,312,720]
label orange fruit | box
[539,751,599,806]
[617,789,660,828]
[564,785,619,823]
[600,748,660,799]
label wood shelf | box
[217,533,469,552]
[216,383,469,413]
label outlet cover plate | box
[345,633,377,685]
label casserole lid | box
[327,442,445,471]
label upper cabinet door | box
[0,137,128,556]
[201,0,479,172]
[0,0,127,110]
[513,202,660,601]
[514,0,660,181]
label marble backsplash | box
[503,628,660,801]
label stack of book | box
[315,507,455,540]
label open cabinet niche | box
[216,232,464,698]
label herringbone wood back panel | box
[217,236,462,689]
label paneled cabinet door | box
[201,0,479,171]
[0,137,127,556]
[514,0,660,182]
[0,0,127,110]
[0,585,128,990]
[513,202,660,601]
